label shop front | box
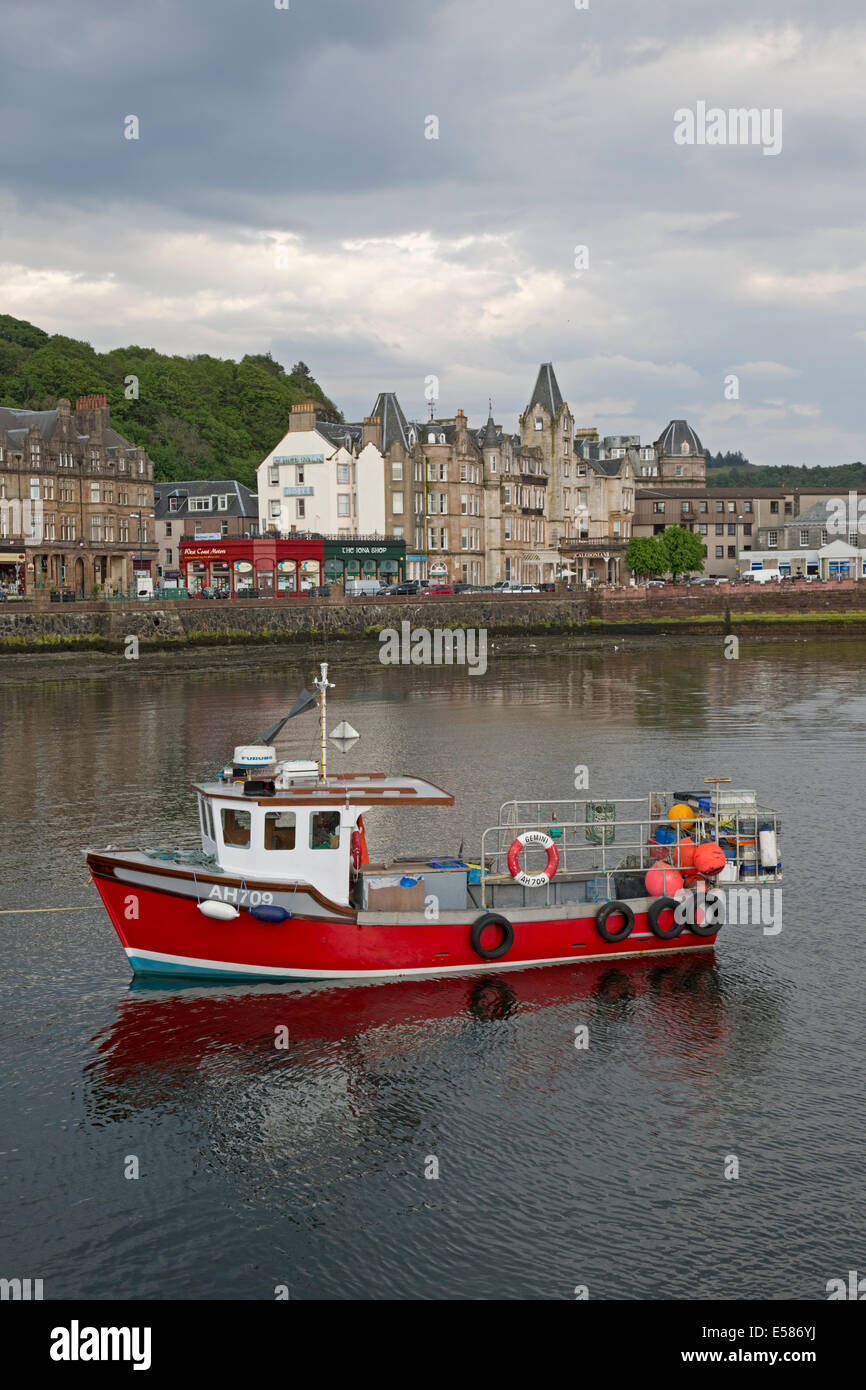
[323,539,405,591]
[0,550,27,596]
[180,538,325,596]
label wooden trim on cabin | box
[192,782,454,808]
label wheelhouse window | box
[264,811,296,850]
[222,807,251,848]
[310,812,340,849]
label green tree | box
[625,535,665,578]
[0,315,340,484]
[658,525,705,578]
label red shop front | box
[180,538,325,596]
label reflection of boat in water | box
[87,664,781,983]
[91,956,727,1100]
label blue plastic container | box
[654,825,676,845]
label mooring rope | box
[0,905,94,914]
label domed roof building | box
[653,418,706,489]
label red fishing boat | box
[87,664,782,982]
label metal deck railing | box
[478,793,781,908]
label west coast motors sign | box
[273,454,325,464]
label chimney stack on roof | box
[361,415,382,450]
[74,392,109,436]
[289,401,319,432]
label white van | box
[749,568,781,584]
[136,575,154,599]
[345,579,383,598]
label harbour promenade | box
[1,581,865,653]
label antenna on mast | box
[313,662,335,780]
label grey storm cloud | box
[2,0,866,464]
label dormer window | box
[681,442,690,454]
[408,430,416,446]
[534,418,543,431]
[169,496,180,511]
[439,433,445,444]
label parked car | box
[423,584,454,595]
[384,580,424,596]
[643,579,666,588]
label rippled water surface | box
[1,635,864,1299]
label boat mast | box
[313,662,334,781]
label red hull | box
[90,867,717,981]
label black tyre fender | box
[470,912,514,961]
[595,899,635,944]
[691,889,725,938]
[647,896,683,940]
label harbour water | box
[1,635,864,1299]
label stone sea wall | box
[1,584,864,653]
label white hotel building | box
[257,403,385,538]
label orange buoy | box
[693,842,726,875]
[668,802,696,830]
[645,865,684,897]
[674,835,695,868]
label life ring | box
[470,912,514,961]
[506,831,559,888]
[595,900,635,944]
[647,896,683,940]
[350,815,369,870]
[691,889,725,938]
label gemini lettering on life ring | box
[506,832,559,888]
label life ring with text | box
[595,899,635,944]
[470,913,514,961]
[507,831,559,888]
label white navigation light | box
[232,745,276,768]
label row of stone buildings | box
[2,367,862,597]
[0,395,156,596]
[257,368,644,585]
[255,365,857,585]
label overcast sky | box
[2,0,865,465]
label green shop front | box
[323,538,406,589]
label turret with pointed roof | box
[527,363,564,419]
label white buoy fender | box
[759,828,778,868]
[197,900,239,921]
